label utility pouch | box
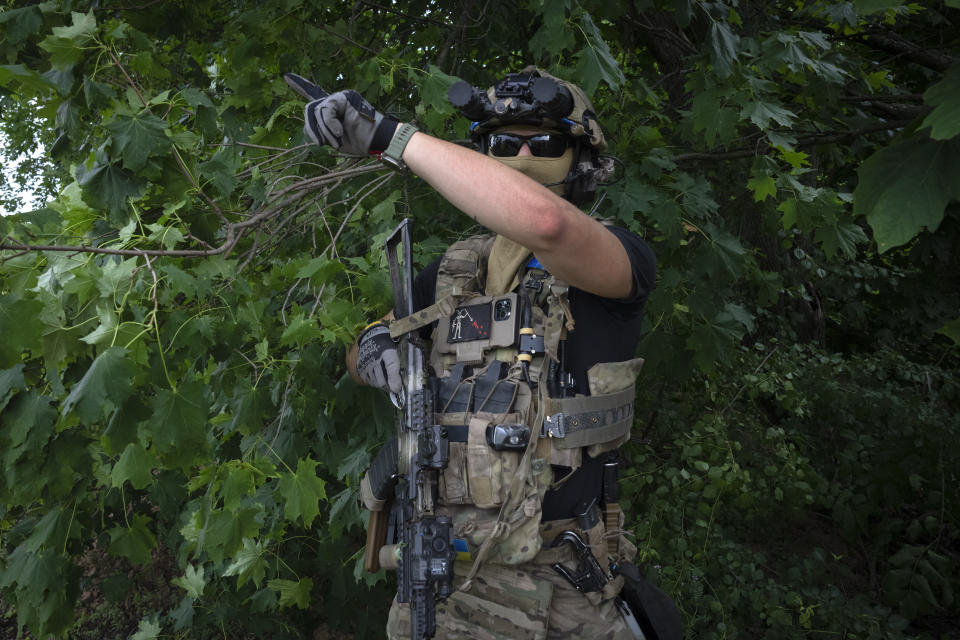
[542,357,644,459]
[613,562,684,640]
[467,412,523,508]
[438,410,526,508]
[434,293,519,365]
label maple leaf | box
[276,457,327,527]
[105,113,170,172]
[223,538,268,588]
[268,577,313,610]
[172,564,207,599]
[148,379,210,466]
[107,514,156,564]
[61,346,135,424]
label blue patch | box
[526,255,544,270]
[454,538,471,561]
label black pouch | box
[612,561,684,640]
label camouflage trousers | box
[386,518,636,639]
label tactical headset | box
[447,67,613,207]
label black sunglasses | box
[487,132,570,158]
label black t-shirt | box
[411,226,656,520]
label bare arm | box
[401,132,635,299]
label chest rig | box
[387,234,641,577]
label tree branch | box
[674,120,913,163]
[856,31,959,73]
[0,162,386,259]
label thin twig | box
[720,346,780,417]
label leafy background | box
[1,0,958,638]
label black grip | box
[602,458,619,505]
[367,437,399,501]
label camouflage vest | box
[387,234,642,579]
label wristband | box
[380,123,419,172]
[358,320,389,342]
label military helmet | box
[448,66,610,205]
[448,66,606,152]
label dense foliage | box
[1,0,958,638]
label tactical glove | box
[356,322,402,396]
[284,72,398,156]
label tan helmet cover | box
[479,66,606,152]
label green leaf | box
[203,508,260,564]
[740,100,796,130]
[0,547,74,637]
[0,63,53,94]
[148,380,210,466]
[295,255,345,286]
[268,577,313,610]
[38,12,97,72]
[62,347,135,424]
[181,87,214,109]
[219,461,257,511]
[0,6,43,46]
[815,220,868,259]
[747,174,777,202]
[105,113,171,172]
[716,302,755,335]
[223,538,268,588]
[0,364,25,413]
[3,391,57,469]
[172,564,206,599]
[530,0,576,57]
[146,223,184,251]
[854,135,960,252]
[420,65,459,115]
[855,0,904,13]
[336,446,371,482]
[691,89,739,147]
[606,177,659,222]
[38,37,84,71]
[280,312,323,347]
[936,316,960,345]
[111,443,157,490]
[573,12,624,95]
[21,507,71,553]
[276,456,327,527]
[921,65,960,141]
[328,486,362,539]
[75,157,142,226]
[130,618,162,640]
[0,294,44,368]
[107,514,157,564]
[776,147,809,169]
[706,222,746,276]
[51,11,98,43]
[199,149,242,196]
[79,305,118,346]
[708,21,740,78]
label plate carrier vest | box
[375,233,643,581]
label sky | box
[0,133,46,216]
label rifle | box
[366,218,455,639]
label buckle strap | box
[388,292,467,338]
[540,387,635,448]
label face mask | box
[488,147,574,197]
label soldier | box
[288,68,659,639]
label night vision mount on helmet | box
[448,66,614,207]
